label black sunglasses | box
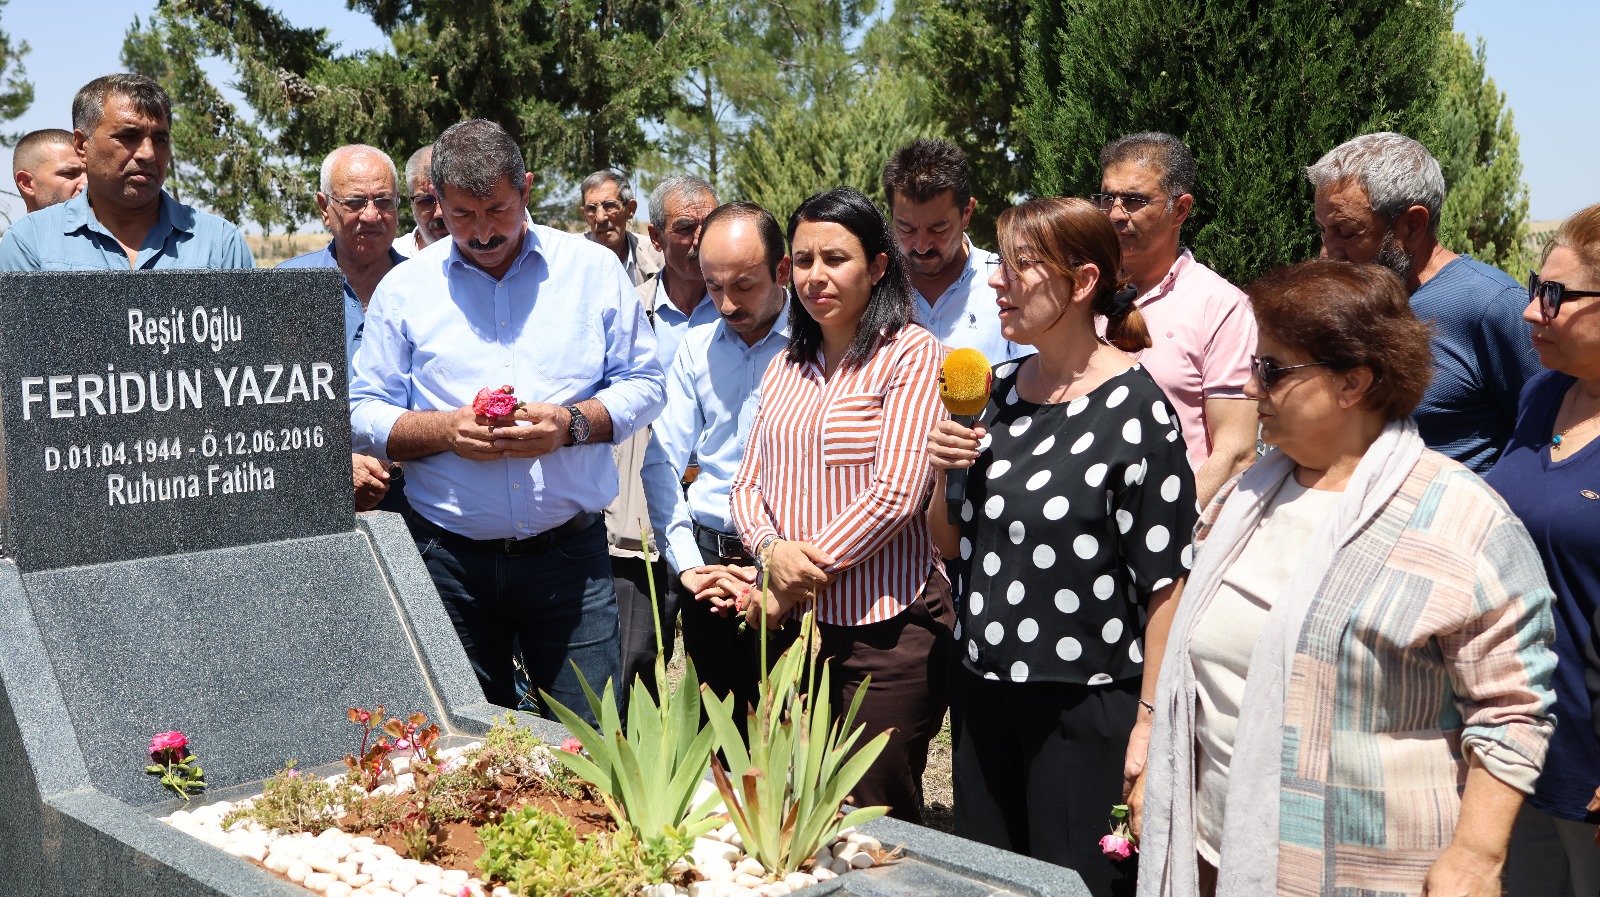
[1251,355,1330,391]
[1528,271,1600,320]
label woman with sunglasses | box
[1486,203,1600,896]
[925,198,1197,896]
[1138,258,1556,897]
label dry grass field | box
[246,232,329,267]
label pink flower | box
[1099,833,1133,860]
[472,387,520,419]
[559,737,584,754]
[150,731,188,757]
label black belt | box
[693,522,749,562]
[407,510,600,557]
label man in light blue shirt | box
[641,201,800,725]
[349,119,665,721]
[279,144,409,513]
[610,174,720,695]
[0,74,253,271]
[882,139,1026,364]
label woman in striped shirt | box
[730,187,953,823]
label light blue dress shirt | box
[349,224,666,540]
[642,306,790,574]
[645,275,720,374]
[0,190,255,271]
[275,239,408,371]
[912,236,1029,363]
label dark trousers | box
[612,554,681,697]
[817,572,954,825]
[411,515,619,728]
[686,544,801,737]
[951,671,1139,897]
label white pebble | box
[698,858,734,881]
[783,873,815,890]
[733,873,765,888]
[492,888,514,897]
[733,857,765,878]
[812,866,836,881]
[306,850,339,873]
[440,870,469,886]
[347,874,372,888]
[640,885,677,897]
[348,851,376,868]
[286,860,312,884]
[758,884,791,897]
[389,874,417,893]
[404,885,438,897]
[691,837,740,867]
[849,852,875,869]
[326,883,354,897]
[352,836,377,849]
[687,882,732,897]
[264,853,294,874]
[413,863,442,883]
[304,872,335,893]
[714,822,739,843]
[852,834,882,852]
[831,843,858,863]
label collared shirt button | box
[513,482,520,489]
[500,321,508,326]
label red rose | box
[150,731,188,757]
[559,737,584,754]
[472,387,521,419]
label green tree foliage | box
[124,0,723,229]
[0,0,31,129]
[1021,0,1454,286]
[1429,32,1531,276]
[891,0,1028,245]
[688,0,942,221]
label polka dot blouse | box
[954,361,1198,685]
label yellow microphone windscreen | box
[940,348,992,417]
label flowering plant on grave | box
[472,386,524,419]
[1099,803,1137,860]
[144,730,206,801]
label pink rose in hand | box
[150,731,188,757]
[1099,833,1133,860]
[472,387,521,419]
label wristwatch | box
[565,404,591,445]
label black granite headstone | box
[0,270,352,571]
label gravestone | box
[0,270,1088,896]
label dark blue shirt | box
[1410,256,1540,472]
[1485,368,1600,821]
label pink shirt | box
[1129,250,1255,468]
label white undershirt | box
[1190,475,1341,863]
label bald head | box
[13,129,85,213]
[316,144,401,269]
[320,145,398,196]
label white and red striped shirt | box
[731,325,948,626]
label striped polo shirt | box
[731,324,947,626]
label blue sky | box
[0,0,1592,226]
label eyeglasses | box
[411,193,437,209]
[1528,271,1600,320]
[582,199,625,215]
[1251,355,1331,391]
[985,254,1044,282]
[1090,192,1174,214]
[330,195,398,214]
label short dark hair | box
[72,74,171,135]
[1099,132,1197,198]
[431,120,526,199]
[1247,258,1432,422]
[785,187,914,371]
[701,201,785,281]
[13,129,73,175]
[882,138,971,211]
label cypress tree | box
[1021,0,1454,286]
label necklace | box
[1553,388,1600,447]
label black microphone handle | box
[945,413,976,525]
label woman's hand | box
[1421,843,1503,896]
[1123,708,1153,839]
[926,419,986,470]
[763,539,833,596]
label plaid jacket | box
[1194,450,1556,896]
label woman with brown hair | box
[926,197,1197,895]
[1138,258,1557,897]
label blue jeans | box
[414,517,620,728]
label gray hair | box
[319,145,399,196]
[1100,132,1198,198]
[403,144,433,193]
[580,169,634,205]
[431,120,527,199]
[72,73,171,135]
[647,174,716,232]
[1304,132,1446,236]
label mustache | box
[467,235,508,251]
